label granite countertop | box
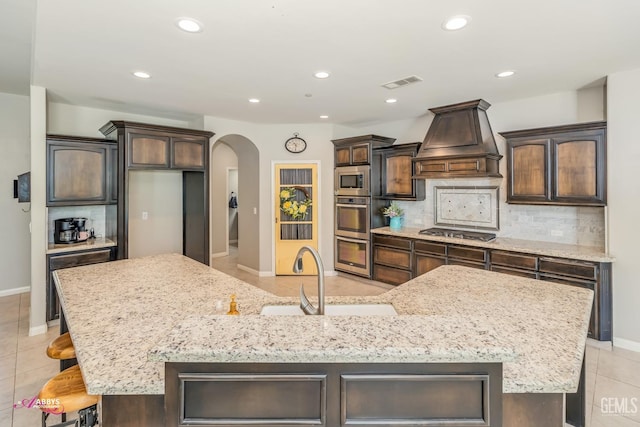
[371,226,614,262]
[54,253,592,397]
[47,237,117,254]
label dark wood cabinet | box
[47,247,116,321]
[46,135,117,206]
[332,135,395,166]
[372,235,413,285]
[414,241,446,276]
[501,121,606,206]
[373,143,425,200]
[100,121,214,264]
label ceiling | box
[3,0,640,124]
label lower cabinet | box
[371,233,612,341]
[46,247,116,321]
[372,235,413,286]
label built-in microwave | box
[334,165,370,196]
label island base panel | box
[166,362,502,427]
[101,394,164,426]
[503,393,563,427]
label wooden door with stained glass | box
[275,164,318,275]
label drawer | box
[538,273,595,290]
[414,241,447,256]
[447,259,486,270]
[49,249,112,270]
[447,245,487,263]
[372,235,412,250]
[490,265,538,279]
[490,251,538,270]
[414,253,446,276]
[373,246,412,270]
[539,257,598,281]
[373,264,412,286]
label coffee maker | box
[54,218,89,243]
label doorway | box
[227,168,238,249]
[274,163,319,275]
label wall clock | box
[285,133,307,153]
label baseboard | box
[229,239,238,244]
[587,338,613,350]
[613,337,640,353]
[237,264,273,277]
[0,286,30,298]
[210,251,229,259]
[324,270,338,276]
[29,323,48,336]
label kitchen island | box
[54,253,593,426]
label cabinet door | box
[351,143,370,165]
[47,141,109,206]
[507,139,551,203]
[553,130,606,205]
[128,132,170,168]
[373,264,412,285]
[173,138,205,170]
[414,253,446,276]
[335,147,352,166]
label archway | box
[210,134,260,272]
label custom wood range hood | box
[413,99,503,178]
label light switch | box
[142,211,149,220]
[253,207,257,215]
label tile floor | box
[0,250,638,426]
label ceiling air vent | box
[381,75,423,90]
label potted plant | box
[381,201,404,230]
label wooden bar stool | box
[47,332,77,372]
[38,364,99,427]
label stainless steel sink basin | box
[260,304,397,316]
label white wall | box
[607,68,640,350]
[0,92,30,295]
[128,170,183,258]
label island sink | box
[260,303,397,316]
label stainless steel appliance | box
[334,165,370,196]
[54,217,89,243]
[419,227,497,242]
[335,235,370,277]
[335,196,370,239]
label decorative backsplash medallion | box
[434,186,500,230]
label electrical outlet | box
[142,211,149,220]
[253,207,257,215]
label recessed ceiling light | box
[176,18,203,33]
[442,15,471,31]
[496,70,516,78]
[314,71,330,79]
[320,115,329,119]
[385,98,398,104]
[248,98,260,103]
[132,71,151,79]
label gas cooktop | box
[419,227,497,242]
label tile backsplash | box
[48,205,107,242]
[391,178,605,249]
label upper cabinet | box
[332,135,396,166]
[46,135,117,206]
[500,121,606,206]
[373,143,425,201]
[100,121,211,171]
